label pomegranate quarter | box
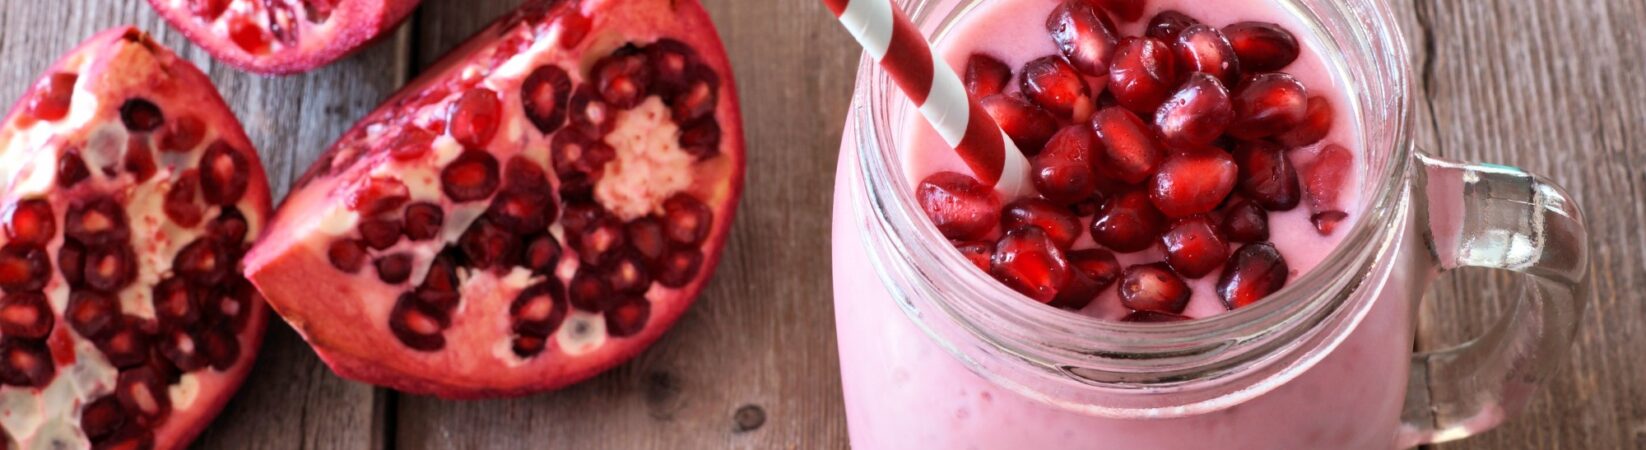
[0,28,272,449]
[146,0,421,74]
[244,0,744,398]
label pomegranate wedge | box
[146,0,420,74]
[0,28,271,449]
[244,0,744,398]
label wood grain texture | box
[0,0,1640,448]
[0,2,403,449]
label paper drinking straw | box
[825,0,1031,197]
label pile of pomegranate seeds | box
[921,3,1354,319]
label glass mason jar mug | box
[829,0,1589,448]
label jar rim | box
[848,0,1418,416]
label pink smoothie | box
[833,1,1423,449]
[902,0,1365,319]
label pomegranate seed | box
[0,338,55,387]
[1150,150,1237,218]
[1120,263,1190,314]
[67,291,119,339]
[81,396,127,440]
[375,254,414,284]
[486,190,552,234]
[663,194,713,246]
[1090,190,1166,253]
[568,267,615,312]
[119,98,164,132]
[327,239,367,273]
[679,116,723,159]
[200,141,250,205]
[551,127,615,196]
[1091,0,1146,21]
[358,218,403,250]
[568,86,616,136]
[0,292,52,339]
[419,254,461,298]
[159,115,206,152]
[669,66,720,123]
[65,198,129,246]
[1001,198,1083,249]
[200,321,241,369]
[522,65,574,134]
[389,294,448,352]
[1230,73,1309,139]
[981,94,1059,155]
[1020,56,1094,119]
[1145,10,1199,42]
[626,218,667,265]
[1218,243,1289,309]
[592,45,654,108]
[190,0,229,19]
[163,171,205,227]
[25,73,77,122]
[57,240,84,286]
[0,244,50,293]
[504,156,550,192]
[3,200,55,247]
[647,39,701,97]
[1174,25,1241,85]
[1155,73,1233,149]
[560,202,607,236]
[989,227,1071,303]
[917,172,1001,240]
[229,15,272,54]
[402,202,444,241]
[1303,144,1353,234]
[954,241,993,272]
[604,252,653,295]
[1276,96,1336,148]
[1050,248,1121,310]
[1234,140,1302,211]
[1108,37,1179,114]
[510,282,567,336]
[605,296,652,338]
[1031,125,1099,204]
[573,216,625,265]
[96,321,152,368]
[151,278,200,327]
[1220,198,1271,243]
[656,247,703,288]
[523,234,562,274]
[448,88,502,149]
[160,328,208,371]
[441,150,501,202]
[84,245,136,292]
[174,239,228,284]
[58,151,90,187]
[1122,310,1191,323]
[460,219,520,270]
[209,207,249,245]
[387,127,437,161]
[1224,22,1300,72]
[1090,107,1164,184]
[1046,1,1120,76]
[965,54,1013,98]
[1161,216,1230,278]
[124,135,158,182]
[347,177,409,215]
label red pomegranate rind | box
[0,28,271,449]
[244,0,743,398]
[146,0,421,75]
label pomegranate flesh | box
[146,0,421,74]
[0,28,271,449]
[244,0,744,398]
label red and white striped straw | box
[825,0,1031,197]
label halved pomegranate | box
[146,0,420,75]
[243,0,743,398]
[0,28,271,449]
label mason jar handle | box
[1398,150,1589,447]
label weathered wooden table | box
[0,0,1640,448]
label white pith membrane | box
[255,0,736,389]
[0,31,266,449]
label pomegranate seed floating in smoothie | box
[910,0,1360,320]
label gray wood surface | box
[0,0,1638,449]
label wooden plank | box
[1403,0,1646,449]
[391,0,858,448]
[0,1,405,448]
